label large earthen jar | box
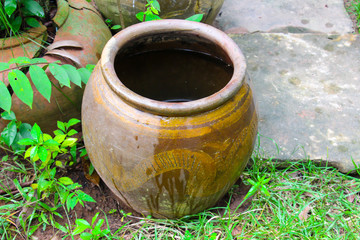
[93,0,224,27]
[82,20,258,218]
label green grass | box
[347,0,360,31]
[113,157,360,240]
[1,148,360,239]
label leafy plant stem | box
[0,144,13,153]
[0,62,54,75]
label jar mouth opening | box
[101,19,246,116]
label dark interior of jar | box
[114,32,234,102]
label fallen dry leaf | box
[231,225,243,237]
[346,193,356,203]
[298,205,311,221]
[303,192,314,198]
[81,156,100,187]
[325,214,335,221]
[289,171,302,180]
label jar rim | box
[101,19,246,116]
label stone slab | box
[215,0,354,34]
[230,33,360,173]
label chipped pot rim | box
[101,19,247,116]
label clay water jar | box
[82,20,258,218]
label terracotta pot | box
[93,0,224,28]
[82,20,258,218]
[0,0,112,133]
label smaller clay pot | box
[0,0,112,133]
[93,0,225,28]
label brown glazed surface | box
[93,0,224,27]
[0,0,112,133]
[82,20,258,218]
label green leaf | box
[58,177,74,185]
[0,79,12,112]
[1,111,16,120]
[43,139,60,147]
[57,121,66,132]
[111,25,121,30]
[80,232,92,240]
[8,70,33,109]
[4,0,17,16]
[67,129,78,136]
[70,145,77,159]
[53,221,67,233]
[62,64,82,87]
[30,123,42,142]
[185,14,204,22]
[22,0,45,17]
[13,179,26,198]
[38,179,52,192]
[77,68,91,84]
[10,16,22,32]
[18,138,36,146]
[54,134,66,144]
[30,58,48,64]
[0,62,10,71]
[67,118,80,128]
[49,63,70,88]
[91,212,99,226]
[66,193,78,210]
[25,17,40,28]
[151,0,160,11]
[136,12,145,22]
[77,191,96,203]
[29,65,52,102]
[30,145,39,159]
[72,226,89,235]
[145,13,161,21]
[95,218,104,229]
[25,146,33,158]
[79,148,87,157]
[1,120,17,146]
[19,123,32,138]
[53,129,64,136]
[261,185,270,196]
[75,219,91,228]
[150,6,159,15]
[9,57,31,65]
[86,64,95,72]
[37,146,48,162]
[61,138,77,148]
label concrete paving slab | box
[215,0,354,34]
[230,33,360,173]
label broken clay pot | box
[0,0,112,133]
[93,0,225,28]
[82,20,258,218]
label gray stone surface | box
[215,0,354,34]
[230,33,360,172]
